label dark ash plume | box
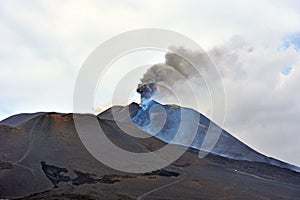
[136,47,210,102]
[136,40,247,107]
[136,83,157,99]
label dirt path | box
[18,115,42,163]
[235,170,279,183]
[136,170,186,200]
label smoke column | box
[136,47,215,111]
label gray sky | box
[1,0,300,166]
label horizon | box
[1,99,300,170]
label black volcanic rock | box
[41,161,71,187]
[143,169,180,177]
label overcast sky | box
[1,0,300,166]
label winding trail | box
[136,170,186,200]
[14,115,43,177]
[18,115,42,163]
[235,170,280,183]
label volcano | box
[100,100,300,172]
[1,102,300,199]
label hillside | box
[0,109,299,199]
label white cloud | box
[208,39,300,165]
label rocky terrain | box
[0,103,299,199]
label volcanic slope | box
[0,110,299,199]
[99,101,300,172]
[0,112,45,127]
